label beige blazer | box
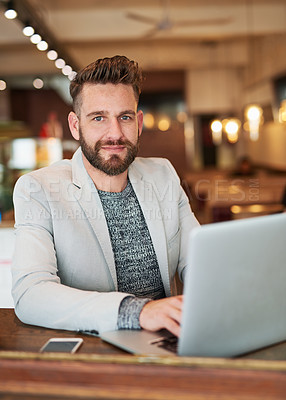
[12,148,199,333]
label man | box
[12,55,199,337]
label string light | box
[4,1,17,19]
[33,78,44,89]
[4,8,17,19]
[0,80,7,91]
[30,34,42,44]
[68,71,77,81]
[62,65,72,76]
[22,25,35,37]
[37,40,48,51]
[47,50,58,60]
[55,58,66,69]
[4,5,77,85]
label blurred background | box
[1,0,286,226]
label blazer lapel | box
[71,149,118,289]
[129,164,171,296]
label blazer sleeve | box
[11,174,129,334]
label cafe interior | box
[1,0,286,225]
[1,1,286,398]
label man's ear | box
[68,111,80,141]
[137,109,144,137]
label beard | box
[79,128,139,176]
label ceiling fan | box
[126,0,231,38]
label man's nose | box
[106,118,123,140]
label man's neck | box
[82,154,128,193]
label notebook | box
[100,212,286,357]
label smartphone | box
[40,338,83,353]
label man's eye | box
[121,115,131,120]
[94,116,103,121]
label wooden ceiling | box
[0,0,286,80]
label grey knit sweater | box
[98,180,166,329]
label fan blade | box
[142,27,161,39]
[126,12,159,26]
[173,17,232,28]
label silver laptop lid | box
[179,212,286,357]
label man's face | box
[69,83,143,176]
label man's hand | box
[139,295,183,337]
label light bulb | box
[37,41,48,51]
[23,26,35,36]
[4,9,17,19]
[33,78,44,89]
[30,34,42,44]
[68,71,77,81]
[55,58,66,69]
[0,80,7,91]
[47,50,58,60]
[246,105,262,121]
[62,65,72,76]
[211,120,222,133]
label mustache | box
[99,139,128,146]
[95,138,136,151]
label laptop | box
[100,212,286,357]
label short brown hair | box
[70,55,143,115]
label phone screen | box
[40,338,83,353]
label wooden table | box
[1,309,286,399]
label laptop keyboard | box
[149,332,178,353]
